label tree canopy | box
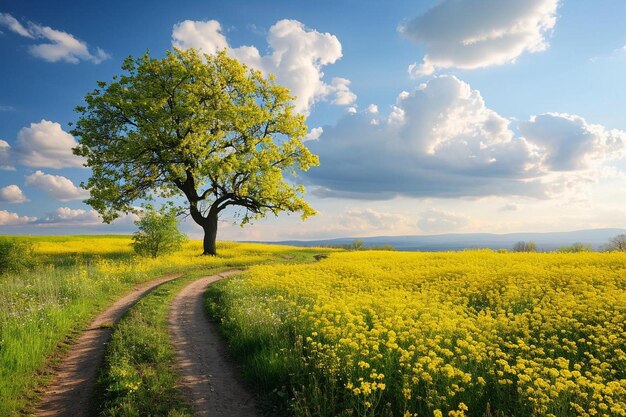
[72,48,319,254]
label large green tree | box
[72,49,318,255]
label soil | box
[168,270,259,417]
[35,273,183,417]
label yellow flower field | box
[210,250,626,417]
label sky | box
[0,0,625,240]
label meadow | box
[2,235,625,416]
[0,235,324,416]
[207,250,626,417]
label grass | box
[96,251,329,416]
[94,272,204,417]
[205,250,626,417]
[0,236,331,416]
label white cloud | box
[306,76,626,201]
[244,207,414,240]
[331,78,357,106]
[0,13,33,38]
[306,75,544,199]
[0,185,27,203]
[367,104,379,114]
[0,210,36,226]
[15,120,85,169]
[0,139,14,170]
[172,19,355,114]
[519,113,626,171]
[400,0,560,76]
[172,20,228,54]
[417,209,469,233]
[0,13,109,64]
[304,127,324,141]
[35,207,138,227]
[339,208,411,232]
[25,170,89,201]
[38,207,101,225]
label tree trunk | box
[202,211,218,256]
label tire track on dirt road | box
[168,270,259,417]
[36,273,183,417]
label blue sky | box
[1,0,625,239]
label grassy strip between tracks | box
[94,271,209,417]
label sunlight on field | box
[210,250,626,417]
[0,236,324,416]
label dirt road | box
[36,273,183,417]
[168,270,258,417]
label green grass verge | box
[205,278,309,417]
[0,265,163,416]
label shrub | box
[512,241,537,252]
[0,238,36,274]
[557,242,592,253]
[132,206,186,258]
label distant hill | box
[255,228,626,251]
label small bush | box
[512,241,537,252]
[0,238,36,274]
[557,242,592,253]
[132,206,186,258]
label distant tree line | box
[324,239,396,251]
[510,234,626,253]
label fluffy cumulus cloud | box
[0,139,13,170]
[35,207,138,227]
[331,78,357,106]
[400,0,559,76]
[172,19,355,114]
[25,170,89,201]
[0,210,36,226]
[14,120,85,169]
[0,185,28,203]
[306,75,544,199]
[37,207,101,225]
[519,113,626,171]
[304,127,324,141]
[305,76,626,200]
[417,209,469,233]
[0,13,109,64]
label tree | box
[72,49,318,255]
[512,241,537,252]
[606,234,626,252]
[557,242,592,253]
[351,239,365,251]
[132,205,186,258]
